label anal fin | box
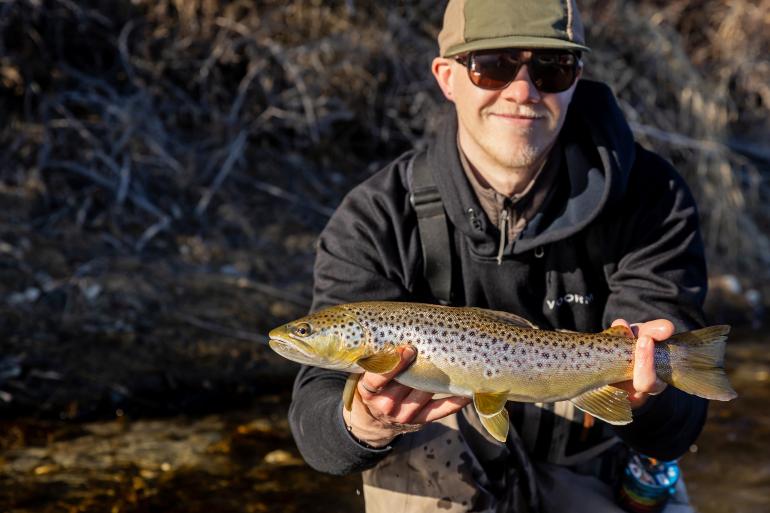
[473,392,510,443]
[570,385,632,425]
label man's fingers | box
[611,318,631,329]
[612,318,676,341]
[390,389,435,422]
[633,335,667,394]
[411,396,472,424]
[358,346,417,399]
[366,382,418,416]
[634,319,675,340]
[609,318,671,407]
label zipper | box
[496,208,509,265]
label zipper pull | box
[496,209,509,265]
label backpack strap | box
[409,152,453,305]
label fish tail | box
[661,325,737,401]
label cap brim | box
[443,36,590,57]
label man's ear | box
[431,57,456,103]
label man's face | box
[432,50,580,170]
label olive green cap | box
[438,0,591,57]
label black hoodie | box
[289,80,709,476]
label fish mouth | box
[268,333,361,371]
[268,337,321,367]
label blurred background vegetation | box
[0,1,768,512]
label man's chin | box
[487,144,543,170]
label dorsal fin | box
[467,308,539,329]
[601,325,635,338]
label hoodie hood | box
[427,79,636,257]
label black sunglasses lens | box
[467,51,577,92]
[530,53,578,93]
[469,52,521,89]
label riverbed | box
[1,337,767,513]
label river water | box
[1,336,767,512]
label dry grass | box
[582,0,770,294]
[0,0,767,412]
[0,0,765,288]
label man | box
[289,0,708,511]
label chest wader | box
[360,153,692,513]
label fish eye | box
[293,322,312,337]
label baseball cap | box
[438,0,591,57]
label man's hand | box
[610,318,674,409]
[342,346,471,448]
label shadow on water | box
[1,333,768,513]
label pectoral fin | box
[473,392,510,443]
[342,373,361,412]
[570,385,632,425]
[357,349,401,374]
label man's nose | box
[500,64,541,103]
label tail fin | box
[661,325,737,401]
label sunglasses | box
[455,49,581,93]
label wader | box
[358,154,694,513]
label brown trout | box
[268,301,736,442]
